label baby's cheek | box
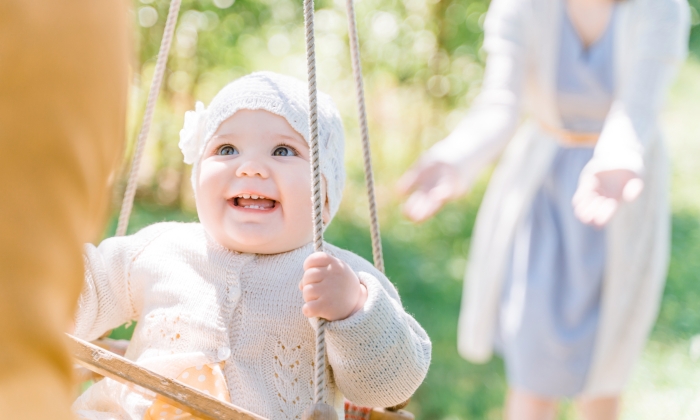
[196,167,229,234]
[195,183,217,221]
[280,175,314,240]
[286,165,311,191]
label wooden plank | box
[67,334,267,420]
[370,408,415,420]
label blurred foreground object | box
[0,1,130,418]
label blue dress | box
[496,5,616,398]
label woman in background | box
[399,0,689,418]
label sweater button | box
[218,347,231,360]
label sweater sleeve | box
[320,246,431,408]
[589,0,689,176]
[73,223,177,341]
[424,0,528,191]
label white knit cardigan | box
[73,223,431,419]
[427,0,689,396]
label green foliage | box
[687,0,700,54]
[656,211,700,342]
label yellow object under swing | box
[68,0,416,419]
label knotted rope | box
[302,0,330,407]
[116,0,182,236]
[345,0,384,273]
[304,0,384,411]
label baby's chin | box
[208,224,312,255]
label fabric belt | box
[538,120,600,147]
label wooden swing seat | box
[70,335,415,420]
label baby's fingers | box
[299,267,325,291]
[301,298,327,318]
[303,252,333,270]
[301,282,321,302]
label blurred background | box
[106,0,700,418]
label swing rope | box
[302,0,331,407]
[345,0,384,274]
[304,0,384,409]
[116,0,182,237]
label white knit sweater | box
[72,222,431,420]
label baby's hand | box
[299,252,368,321]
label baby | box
[72,72,431,420]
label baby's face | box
[196,109,322,254]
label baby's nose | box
[236,159,269,178]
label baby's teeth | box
[251,195,259,199]
[243,194,251,199]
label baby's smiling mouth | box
[232,193,277,210]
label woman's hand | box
[300,252,368,321]
[398,159,465,223]
[572,168,644,228]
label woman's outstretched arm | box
[399,0,529,222]
[573,0,690,227]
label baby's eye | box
[217,145,239,156]
[272,146,297,157]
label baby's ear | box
[321,175,331,225]
[322,196,331,225]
